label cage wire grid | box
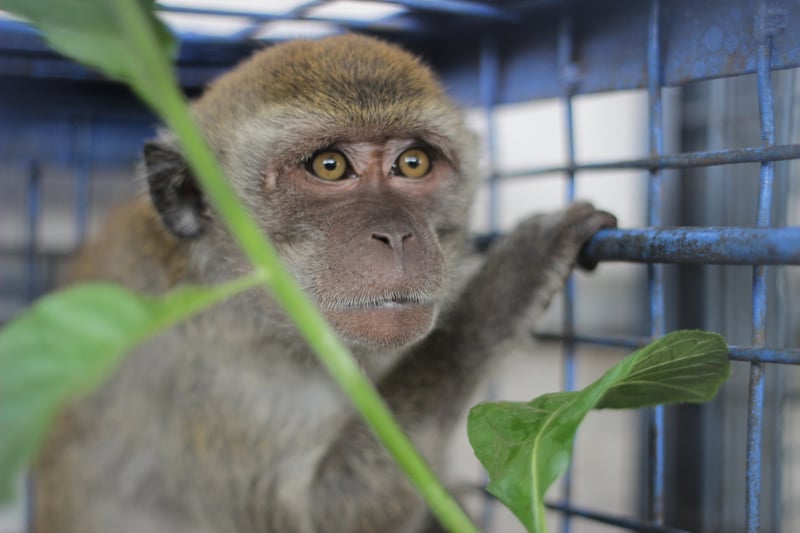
[1,0,800,532]
[474,1,799,531]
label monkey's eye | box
[393,148,431,179]
[309,151,349,181]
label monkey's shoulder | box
[66,197,190,292]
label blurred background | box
[1,1,799,532]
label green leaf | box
[0,275,262,502]
[467,330,731,532]
[0,0,176,114]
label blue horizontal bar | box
[729,346,800,365]
[535,333,800,365]
[392,0,516,21]
[545,501,690,533]
[156,5,423,32]
[582,227,800,265]
[534,332,648,349]
[497,144,800,179]
[156,1,516,26]
[0,19,37,35]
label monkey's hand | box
[449,202,616,343]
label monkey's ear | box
[143,141,207,239]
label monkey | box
[32,34,615,533]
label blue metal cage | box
[1,0,798,531]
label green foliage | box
[468,330,731,532]
[0,275,263,501]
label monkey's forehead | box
[206,34,444,102]
[194,35,459,128]
[191,35,466,168]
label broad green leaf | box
[467,330,730,532]
[0,275,262,502]
[0,0,176,114]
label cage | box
[0,1,799,532]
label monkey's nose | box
[371,231,413,253]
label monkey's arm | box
[380,202,615,422]
[310,203,615,531]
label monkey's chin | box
[324,303,437,349]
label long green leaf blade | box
[467,330,731,532]
[0,274,262,501]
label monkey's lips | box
[322,297,437,348]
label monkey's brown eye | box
[310,151,348,181]
[394,148,431,179]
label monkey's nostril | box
[371,232,413,251]
[371,233,392,246]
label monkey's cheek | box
[324,304,437,348]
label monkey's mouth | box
[319,294,437,348]
[322,293,434,312]
[366,295,431,310]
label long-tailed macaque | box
[33,34,615,532]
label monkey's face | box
[261,138,462,350]
[144,35,477,351]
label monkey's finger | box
[576,210,617,270]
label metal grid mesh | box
[472,0,798,531]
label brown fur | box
[67,199,190,289]
[34,34,615,533]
